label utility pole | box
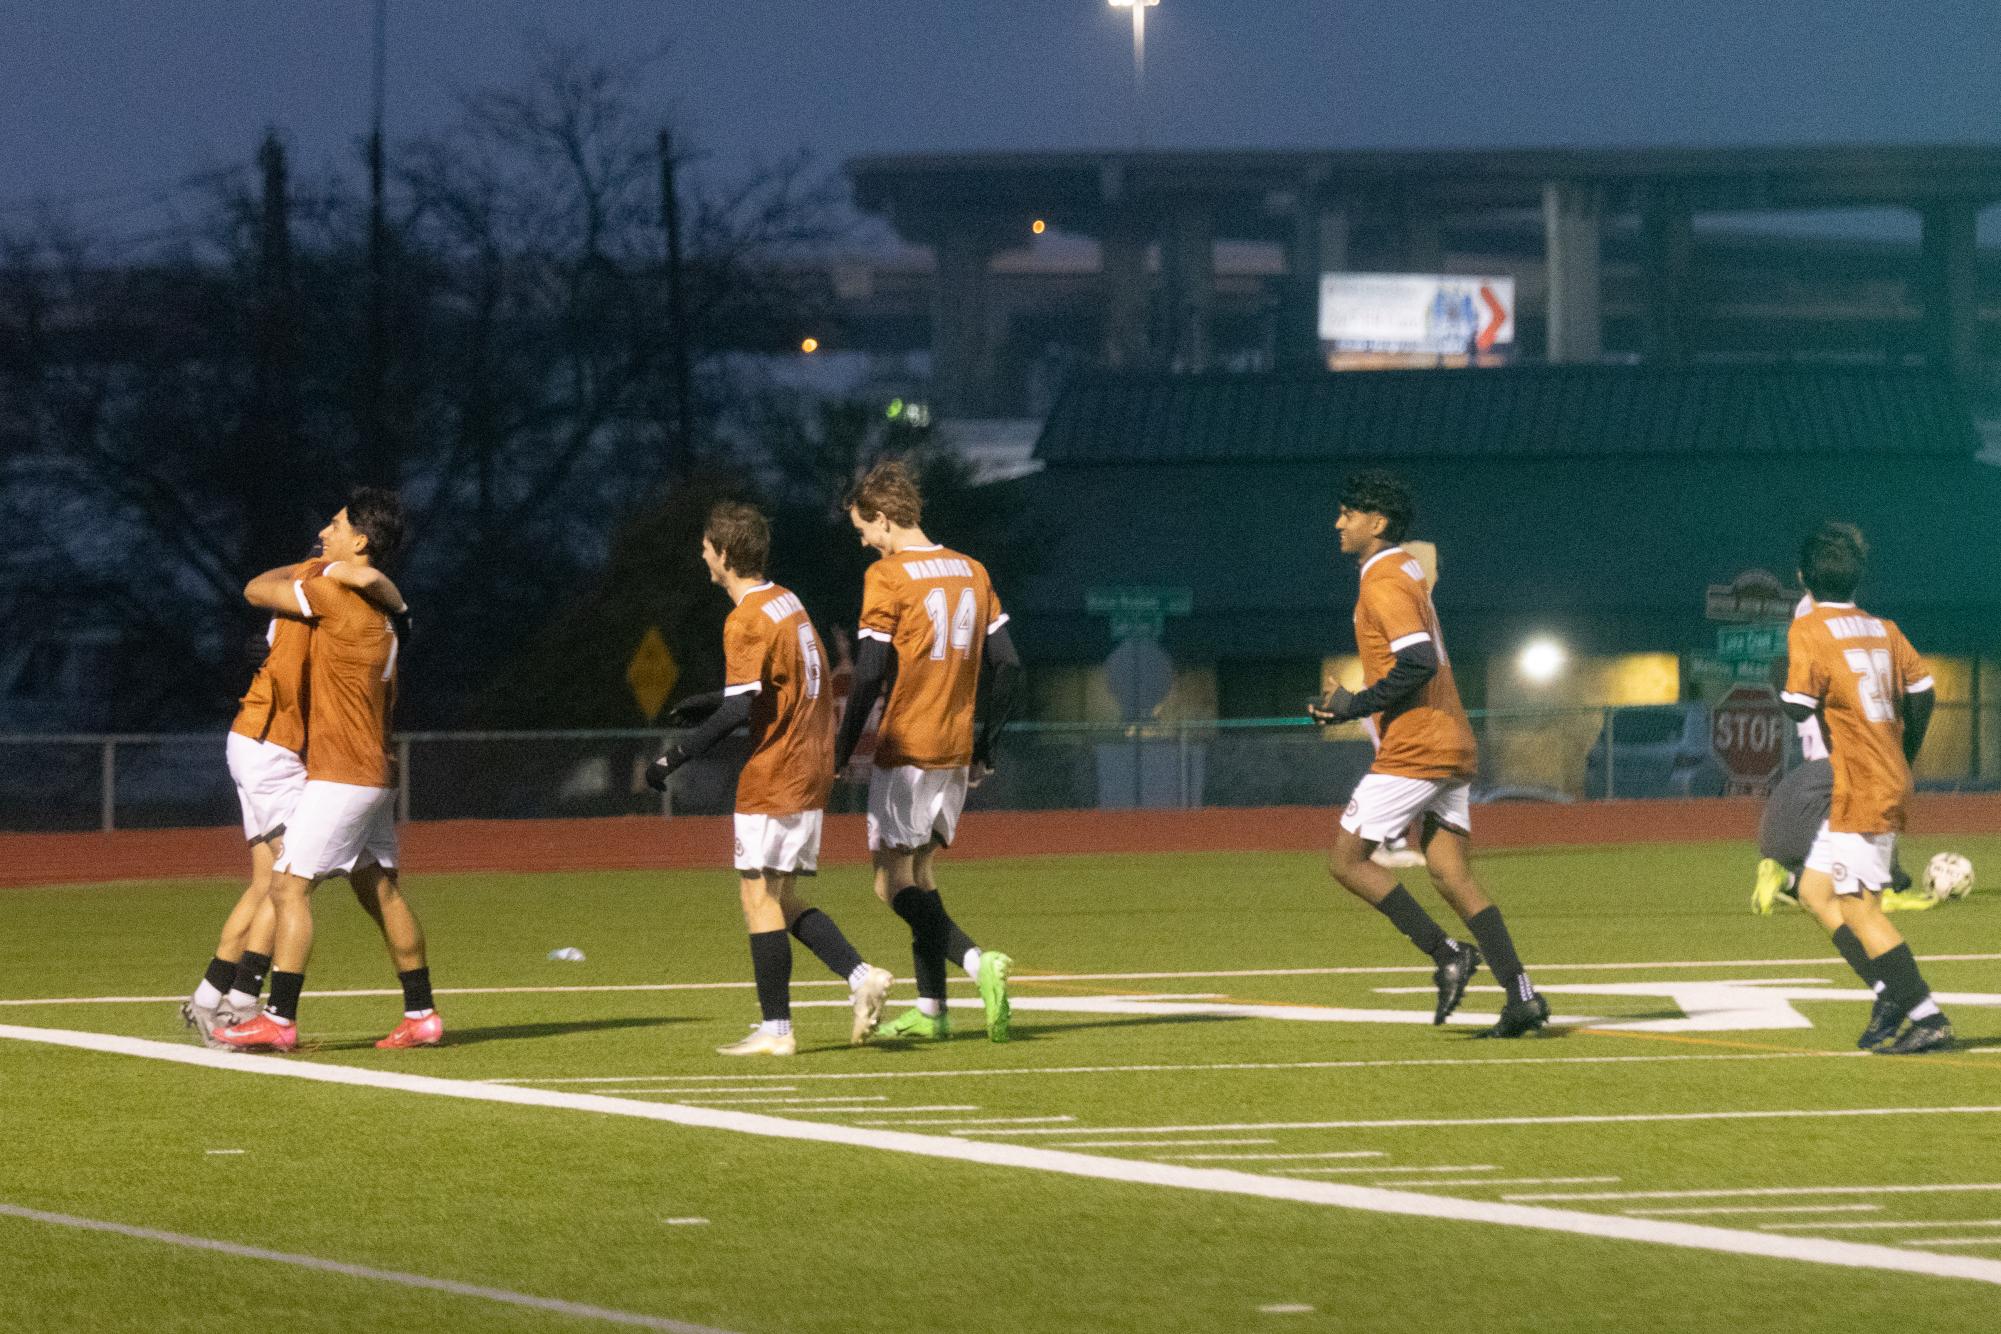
[363,0,391,485]
[246,133,301,569]
[659,129,694,476]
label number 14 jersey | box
[725,582,835,815]
[1783,601,1932,834]
[858,545,1008,769]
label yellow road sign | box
[626,627,680,722]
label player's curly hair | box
[1799,521,1867,602]
[1339,469,1415,543]
[704,501,769,579]
[845,457,923,528]
[346,486,407,571]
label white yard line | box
[1632,1205,1886,1218]
[1902,1238,2001,1248]
[857,1116,1077,1127]
[1155,1151,1388,1162]
[1271,1165,1496,1176]
[7,954,1998,1009]
[1067,1139,1278,1149]
[1761,1218,2001,1231]
[667,1097,888,1107]
[1390,1177,1624,1188]
[1506,1185,2001,1203]
[780,1105,978,1115]
[0,1201,733,1333]
[489,1050,1865,1087]
[8,1023,2001,1290]
[958,1106,2001,1138]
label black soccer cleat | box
[1856,995,1908,1051]
[1877,1015,1953,1056]
[1475,990,1550,1039]
[1431,941,1482,1025]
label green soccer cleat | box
[881,1007,952,1040]
[1880,887,1938,914]
[1750,858,1795,916]
[977,951,1014,1043]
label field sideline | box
[4,831,2000,1331]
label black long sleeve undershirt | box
[973,624,1023,768]
[671,691,753,763]
[1902,687,1935,764]
[833,636,892,772]
[1345,639,1440,718]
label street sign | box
[1715,624,1786,663]
[626,627,680,723]
[1705,569,1799,623]
[1087,586,1192,640]
[1712,683,1785,784]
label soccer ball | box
[1923,852,1976,902]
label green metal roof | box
[1035,366,1981,465]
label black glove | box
[644,744,690,792]
[665,692,724,727]
[1308,686,1357,724]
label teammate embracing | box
[647,501,894,1056]
[834,459,1024,1042]
[1311,470,1548,1039]
[1777,522,1949,1054]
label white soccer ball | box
[1923,852,1975,902]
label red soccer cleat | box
[375,1012,444,1049]
[214,1012,299,1053]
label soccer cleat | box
[716,1027,797,1057]
[977,951,1014,1043]
[1856,995,1906,1050]
[1431,940,1482,1025]
[1877,1015,1953,1055]
[375,1012,445,1050]
[181,998,230,1050]
[880,1007,951,1040]
[1371,839,1426,870]
[213,1012,298,1053]
[1750,859,1795,916]
[849,966,894,1046]
[1474,990,1550,1039]
[1880,888,1938,914]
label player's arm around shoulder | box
[322,560,408,614]
[243,561,326,619]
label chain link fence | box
[2,703,1993,833]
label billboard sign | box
[1317,273,1515,356]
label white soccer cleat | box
[181,998,230,1050]
[850,966,894,1045]
[716,1026,797,1057]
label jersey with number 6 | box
[726,582,835,815]
[858,545,1007,769]
[1354,545,1477,781]
[1782,603,1931,834]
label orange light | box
[1030,219,1047,235]
[800,337,819,354]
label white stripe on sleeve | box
[1905,676,1935,694]
[1780,691,1819,709]
[722,682,763,697]
[291,581,314,618]
[856,628,891,643]
[987,612,1010,635]
[1388,631,1432,653]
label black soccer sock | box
[891,886,949,1001]
[790,909,865,981]
[1830,926,1878,988]
[397,967,434,1014]
[1869,943,1930,1011]
[930,891,980,967]
[748,929,793,1023]
[1467,906,1534,1003]
[201,956,237,996]
[267,971,305,1024]
[1373,885,1450,961]
[231,951,273,999]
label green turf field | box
[4,835,2000,1332]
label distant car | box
[1584,703,1727,799]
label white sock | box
[1872,979,1887,995]
[916,997,942,1017]
[962,948,982,979]
[266,1013,294,1027]
[759,1018,792,1037]
[1908,997,1941,1021]
[404,1008,434,1020]
[848,963,874,990]
[193,980,224,1009]
[224,989,259,1011]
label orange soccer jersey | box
[1783,603,1931,834]
[858,545,1007,769]
[229,559,326,754]
[725,583,836,816]
[295,573,400,789]
[1353,545,1477,781]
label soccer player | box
[1776,522,1948,1053]
[1750,757,1920,915]
[216,489,439,1052]
[1310,469,1548,1038]
[833,459,1024,1042]
[645,502,894,1056]
[182,554,407,1046]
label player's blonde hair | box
[704,501,769,579]
[845,458,923,527]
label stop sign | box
[1712,684,1786,782]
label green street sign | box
[1087,586,1193,640]
[1715,624,1786,663]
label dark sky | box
[6,1,2001,232]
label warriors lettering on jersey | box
[1352,546,1477,781]
[858,545,1007,769]
[1783,601,1931,835]
[727,583,835,815]
[757,591,805,625]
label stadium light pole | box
[1109,0,1159,149]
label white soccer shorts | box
[867,765,969,852]
[226,731,307,844]
[1804,823,1897,896]
[733,810,824,876]
[1340,772,1472,843]
[274,780,398,882]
